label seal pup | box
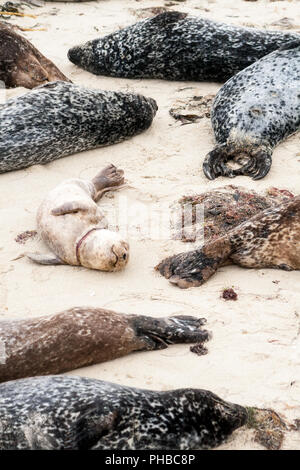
[0,22,69,89]
[0,375,247,449]
[27,165,130,271]
[68,11,300,82]
[0,81,157,173]
[0,307,210,383]
[157,195,300,288]
[203,41,300,180]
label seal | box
[203,41,300,180]
[157,195,300,288]
[0,375,247,449]
[27,165,130,271]
[0,22,70,89]
[0,81,157,174]
[68,11,300,81]
[0,307,210,383]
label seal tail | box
[203,143,272,180]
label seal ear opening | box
[203,143,272,180]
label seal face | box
[68,11,300,81]
[0,307,210,383]
[157,195,300,288]
[203,42,300,180]
[27,165,130,271]
[0,375,247,449]
[0,22,70,89]
[0,81,157,174]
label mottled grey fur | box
[203,42,300,180]
[68,11,300,82]
[0,81,157,173]
[0,375,247,450]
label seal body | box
[157,196,300,288]
[0,375,247,449]
[27,165,131,271]
[0,307,209,383]
[0,81,157,173]
[0,22,70,89]
[203,42,300,180]
[68,11,300,81]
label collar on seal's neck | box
[76,227,102,265]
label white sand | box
[1,0,300,449]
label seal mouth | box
[76,228,102,265]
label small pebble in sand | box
[190,343,208,356]
[222,288,238,301]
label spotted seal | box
[0,307,209,383]
[68,11,300,82]
[0,22,69,89]
[0,375,246,449]
[0,81,157,174]
[203,41,300,180]
[157,195,300,288]
[27,165,130,271]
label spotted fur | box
[157,196,300,288]
[0,375,247,449]
[0,81,157,174]
[203,42,300,180]
[68,11,300,82]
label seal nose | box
[68,46,82,65]
[148,97,158,114]
[111,242,129,270]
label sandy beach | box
[0,0,299,449]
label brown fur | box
[0,22,70,88]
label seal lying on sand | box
[0,307,210,383]
[157,195,300,288]
[27,165,129,271]
[203,42,300,180]
[0,22,69,89]
[0,81,157,173]
[0,375,246,449]
[68,11,300,81]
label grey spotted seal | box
[203,41,300,180]
[0,22,69,89]
[0,375,246,449]
[27,165,129,271]
[0,307,210,383]
[157,195,300,288]
[68,11,300,82]
[0,81,157,173]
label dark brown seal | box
[157,195,300,288]
[0,307,210,382]
[0,22,70,88]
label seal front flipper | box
[51,201,91,216]
[156,236,232,289]
[26,253,65,265]
[129,314,211,350]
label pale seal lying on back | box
[0,22,69,89]
[68,11,300,81]
[0,307,210,383]
[27,165,129,271]
[0,375,247,449]
[203,41,300,180]
[157,195,300,288]
[0,81,157,173]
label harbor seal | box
[68,11,300,82]
[27,165,129,271]
[0,81,157,174]
[0,375,246,449]
[0,22,70,89]
[0,307,209,383]
[203,41,300,180]
[157,195,300,288]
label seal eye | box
[123,254,127,260]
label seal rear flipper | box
[203,143,272,180]
[129,314,211,351]
[51,201,90,216]
[156,236,233,289]
[27,253,65,265]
